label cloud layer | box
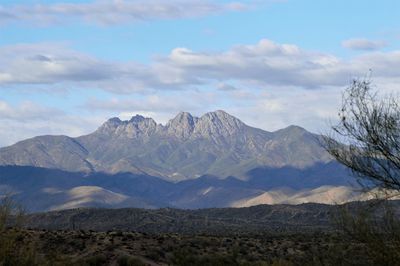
[0,0,251,26]
[342,38,387,51]
[0,100,63,121]
[0,100,103,147]
[1,39,400,93]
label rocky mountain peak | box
[273,125,310,138]
[202,110,243,124]
[125,115,158,138]
[107,117,122,124]
[128,115,157,127]
[193,110,245,138]
[96,111,313,146]
[97,117,123,133]
[129,115,146,124]
[166,112,198,139]
[97,115,159,138]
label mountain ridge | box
[0,110,359,213]
[0,110,332,181]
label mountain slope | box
[0,110,333,181]
[0,135,93,172]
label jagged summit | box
[200,110,244,127]
[98,110,247,139]
[129,114,146,123]
[98,114,159,138]
[98,117,123,133]
[193,110,246,138]
[166,112,198,139]
[107,117,122,124]
[173,111,195,120]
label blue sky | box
[0,0,400,146]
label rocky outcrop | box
[166,112,198,139]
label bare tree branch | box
[324,79,400,192]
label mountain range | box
[0,110,358,212]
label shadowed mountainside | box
[0,165,356,212]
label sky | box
[0,0,400,147]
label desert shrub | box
[117,255,145,266]
[83,254,108,266]
[269,259,293,266]
[300,200,400,265]
[145,248,165,261]
[170,247,293,266]
[0,196,41,265]
[170,251,238,266]
[335,201,400,265]
[0,231,39,266]
[0,196,72,266]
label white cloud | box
[0,117,100,148]
[0,43,117,85]
[2,38,400,146]
[0,0,253,26]
[231,87,342,133]
[151,39,400,89]
[342,38,387,51]
[0,100,102,147]
[1,39,400,94]
[217,83,239,91]
[0,100,64,121]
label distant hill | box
[24,201,400,234]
